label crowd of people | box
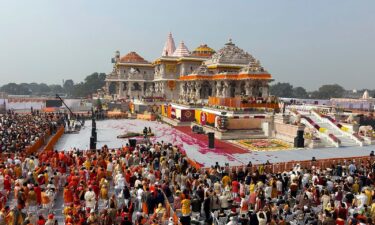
[0,111,63,153]
[0,112,374,225]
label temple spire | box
[173,41,190,57]
[162,32,176,56]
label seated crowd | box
[0,111,63,153]
[0,132,373,225]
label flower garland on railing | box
[313,109,344,129]
[301,115,321,130]
[328,133,341,144]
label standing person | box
[203,196,211,223]
[85,187,97,211]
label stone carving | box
[359,125,373,137]
[206,40,255,65]
[192,64,212,75]
[195,82,202,99]
[240,59,266,73]
[146,85,154,96]
[221,81,230,97]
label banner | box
[181,109,195,122]
[200,112,207,125]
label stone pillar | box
[118,82,124,98]
[211,81,216,97]
[187,82,193,100]
[180,82,185,97]
[222,81,230,97]
[127,82,132,99]
[142,82,146,97]
[160,82,165,97]
[245,80,253,96]
[195,81,202,99]
[262,84,269,98]
[105,81,110,94]
[216,82,222,97]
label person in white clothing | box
[84,187,96,210]
[257,211,267,225]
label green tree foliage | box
[311,84,345,99]
[49,84,65,94]
[27,83,51,95]
[269,82,294,97]
[292,87,308,98]
[0,83,31,95]
[70,72,106,97]
[0,72,105,97]
[63,79,74,94]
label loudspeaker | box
[129,139,137,148]
[297,130,304,138]
[294,136,304,148]
[90,136,96,150]
[208,132,215,148]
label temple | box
[104,33,275,106]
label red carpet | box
[175,126,249,154]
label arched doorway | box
[108,82,116,95]
[229,82,236,97]
[200,81,212,99]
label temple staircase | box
[297,110,363,147]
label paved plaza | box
[55,119,374,167]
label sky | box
[0,0,374,91]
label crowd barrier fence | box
[198,155,373,174]
[44,126,65,151]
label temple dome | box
[362,90,370,99]
[119,51,149,63]
[191,44,215,57]
[206,39,255,65]
[172,41,190,57]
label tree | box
[311,84,345,99]
[0,83,31,95]
[292,87,308,98]
[269,82,294,97]
[49,84,65,94]
[69,73,106,97]
[63,79,75,95]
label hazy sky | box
[0,0,374,90]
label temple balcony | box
[208,96,279,110]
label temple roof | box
[190,64,212,75]
[191,44,215,57]
[173,41,190,57]
[119,51,149,64]
[205,39,255,66]
[162,32,176,57]
[239,59,268,74]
